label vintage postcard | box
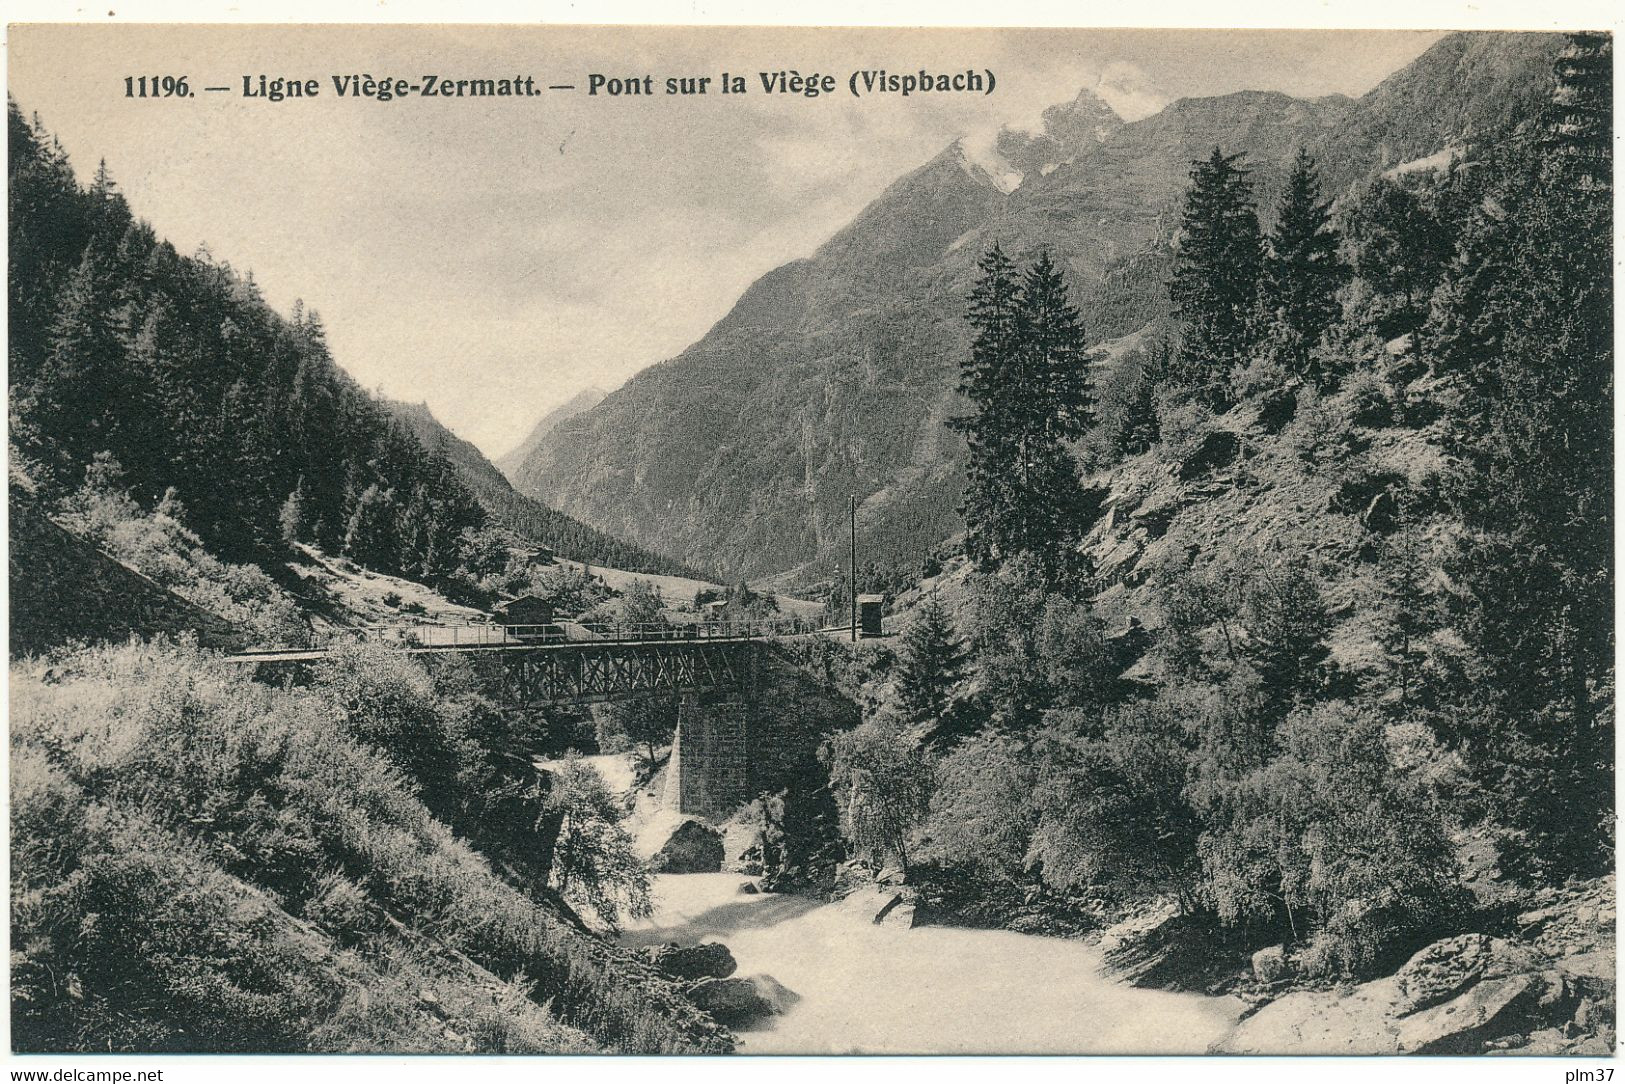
[5,16,1615,1068]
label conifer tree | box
[896,594,966,724]
[1265,149,1345,380]
[1020,251,1095,442]
[279,477,307,545]
[1113,341,1167,458]
[1169,148,1264,403]
[952,246,1092,582]
[950,244,1024,568]
[1425,32,1613,878]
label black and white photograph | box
[3,10,1616,1067]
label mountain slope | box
[496,386,606,480]
[508,32,1566,582]
[383,400,717,580]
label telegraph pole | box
[849,493,858,642]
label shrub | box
[1197,701,1464,974]
[545,754,652,931]
[1156,394,1218,466]
[54,466,307,646]
[921,732,1037,878]
[1026,700,1203,905]
[825,711,934,871]
[1344,367,1396,427]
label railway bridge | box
[229,619,841,818]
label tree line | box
[9,98,711,609]
[9,100,486,582]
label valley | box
[6,26,1613,1063]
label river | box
[621,873,1242,1055]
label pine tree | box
[951,246,1092,582]
[1375,529,1433,713]
[950,244,1024,568]
[278,477,307,546]
[343,483,398,570]
[896,594,966,724]
[1113,341,1167,458]
[1265,149,1345,380]
[33,243,130,479]
[1169,147,1264,403]
[1342,175,1455,340]
[1020,251,1095,442]
[1425,32,1613,879]
[1541,31,1610,188]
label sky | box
[8,25,1446,459]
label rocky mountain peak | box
[996,85,1127,181]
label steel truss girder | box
[501,640,750,707]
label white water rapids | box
[621,873,1242,1055]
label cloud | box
[1094,61,1172,122]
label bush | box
[54,466,307,646]
[825,711,934,871]
[921,732,1036,879]
[1026,700,1203,904]
[1197,701,1464,974]
[545,754,652,931]
[1156,394,1218,466]
[1282,386,1366,471]
[1344,368,1396,427]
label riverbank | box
[619,866,1614,1055]
[621,874,1242,1054]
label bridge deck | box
[223,634,759,665]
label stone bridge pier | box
[657,646,860,821]
[660,693,752,819]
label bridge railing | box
[287,614,832,652]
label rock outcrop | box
[1251,945,1290,984]
[685,975,799,1029]
[1218,923,1615,1056]
[650,820,725,874]
[645,941,737,982]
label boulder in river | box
[745,973,802,1015]
[1251,945,1289,984]
[651,819,725,873]
[645,941,737,981]
[873,891,917,928]
[685,975,796,1029]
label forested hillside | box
[9,102,486,583]
[384,399,717,580]
[509,32,1568,585]
[8,98,704,644]
[810,34,1611,1044]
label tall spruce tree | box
[1112,340,1168,458]
[952,246,1092,582]
[951,244,1024,568]
[896,594,966,725]
[1425,32,1613,879]
[1020,251,1095,443]
[1265,149,1345,380]
[1169,147,1264,403]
